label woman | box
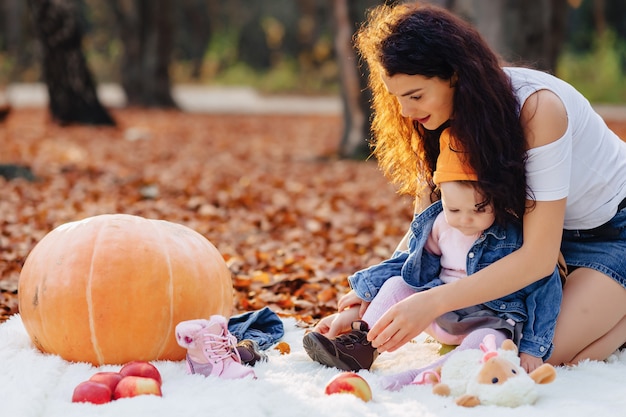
[350,2,626,366]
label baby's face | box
[440,182,496,236]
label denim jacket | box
[348,201,562,359]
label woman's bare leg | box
[547,268,626,366]
[570,315,626,363]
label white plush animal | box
[432,334,557,407]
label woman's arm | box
[368,90,569,352]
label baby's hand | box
[313,314,338,335]
[313,307,360,338]
[338,291,370,319]
[519,352,543,373]
[337,290,362,311]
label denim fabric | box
[348,201,563,359]
[561,206,626,288]
[228,307,284,350]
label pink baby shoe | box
[176,315,256,379]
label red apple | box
[89,372,123,394]
[71,380,113,404]
[113,376,162,399]
[119,361,162,386]
[324,372,373,402]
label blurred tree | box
[236,0,334,73]
[111,0,177,108]
[334,0,377,159]
[237,0,302,69]
[2,0,40,84]
[3,0,26,81]
[177,0,212,80]
[27,0,115,125]
[566,0,626,50]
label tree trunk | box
[179,0,211,80]
[334,0,376,160]
[112,0,177,108]
[5,0,26,73]
[593,0,606,35]
[27,0,115,125]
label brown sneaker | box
[302,320,379,371]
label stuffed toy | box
[431,333,556,407]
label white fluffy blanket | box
[1,314,625,417]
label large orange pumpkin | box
[18,213,233,365]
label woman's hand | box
[367,291,439,352]
[519,352,544,373]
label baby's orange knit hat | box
[433,128,478,185]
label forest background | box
[1,0,626,101]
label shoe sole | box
[302,332,358,372]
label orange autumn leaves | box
[0,108,414,325]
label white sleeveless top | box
[504,67,626,229]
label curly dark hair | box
[354,2,529,225]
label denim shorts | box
[561,202,626,289]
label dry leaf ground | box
[0,108,415,324]
[1,108,625,325]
